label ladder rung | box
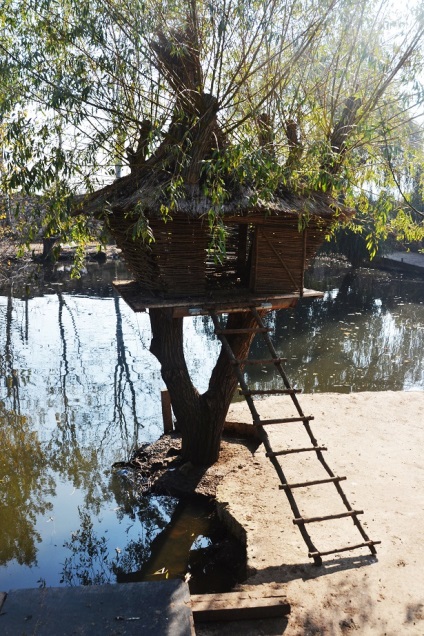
[214,327,271,335]
[293,510,364,525]
[279,476,346,490]
[231,357,286,366]
[267,446,327,457]
[240,389,301,396]
[255,416,314,426]
[308,540,382,559]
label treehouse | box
[73,20,379,568]
[77,23,353,312]
[91,183,343,315]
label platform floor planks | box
[113,280,323,316]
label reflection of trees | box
[61,507,118,586]
[0,404,55,566]
[0,288,54,569]
[0,282,166,585]
[61,475,176,586]
[3,287,21,412]
[46,293,146,513]
[61,473,241,592]
[115,498,213,583]
[110,473,176,575]
[43,293,109,514]
[57,291,82,419]
[112,295,141,446]
[61,472,223,589]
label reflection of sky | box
[0,266,423,589]
[2,294,169,445]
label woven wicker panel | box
[108,211,162,291]
[250,219,329,294]
[108,212,209,296]
[150,216,209,295]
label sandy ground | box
[196,391,424,636]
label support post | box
[161,389,173,434]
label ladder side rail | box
[251,309,293,391]
[305,447,376,550]
[332,479,376,549]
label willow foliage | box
[1,0,424,245]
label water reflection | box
[0,405,55,567]
[0,259,422,590]
[60,494,176,587]
[0,278,167,589]
[247,267,424,392]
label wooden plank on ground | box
[191,591,290,622]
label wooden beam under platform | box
[113,280,323,317]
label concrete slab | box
[0,581,194,635]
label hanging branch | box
[379,113,424,221]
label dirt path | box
[197,391,424,635]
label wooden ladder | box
[210,306,380,566]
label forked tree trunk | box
[149,308,266,465]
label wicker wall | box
[109,212,209,296]
[249,219,329,294]
[109,210,331,297]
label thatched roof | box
[80,174,348,224]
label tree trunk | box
[42,236,59,261]
[149,308,266,466]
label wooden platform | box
[113,280,323,317]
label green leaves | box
[0,0,422,258]
[130,204,155,244]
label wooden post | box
[161,389,173,434]
[301,227,307,296]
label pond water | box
[0,258,423,591]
